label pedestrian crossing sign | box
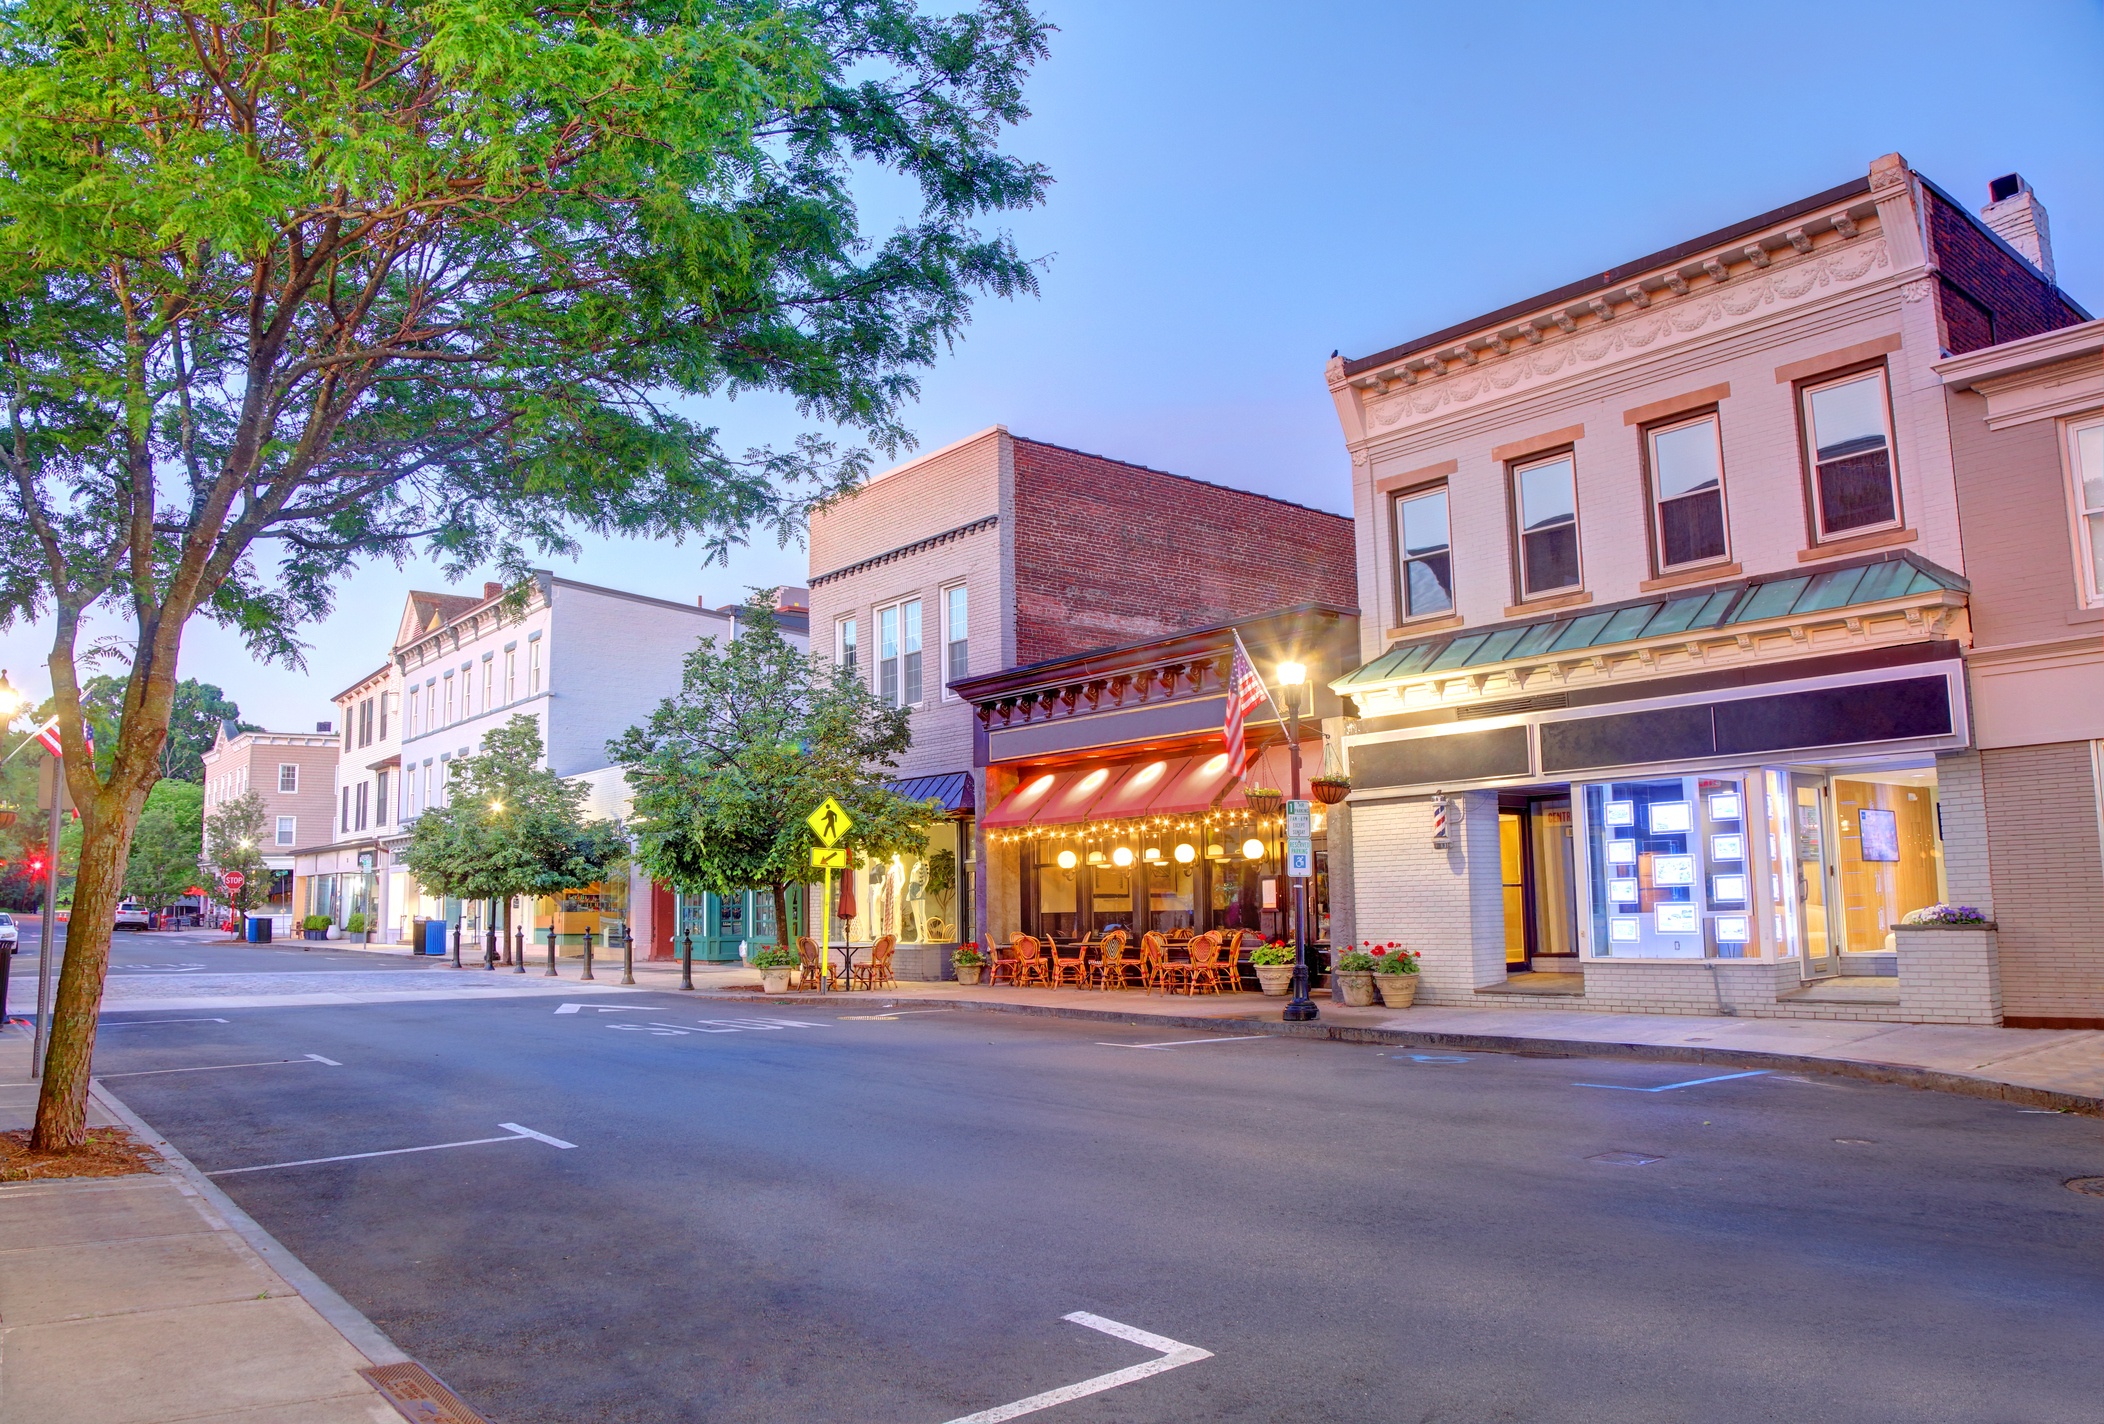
[811,847,848,869]
[806,797,852,847]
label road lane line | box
[1096,1035,1275,1050]
[207,1123,573,1175]
[96,1057,338,1079]
[498,1123,578,1148]
[1573,1069,1771,1093]
[942,1311,1211,1423]
[97,1018,231,1026]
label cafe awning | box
[984,765,1128,828]
[983,769,1062,827]
[889,770,975,815]
[1084,758,1181,820]
[1215,742,1307,812]
[1149,750,1243,815]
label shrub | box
[951,945,986,967]
[343,914,366,934]
[1901,904,1990,926]
[1334,945,1377,972]
[302,914,330,931]
[750,945,799,970]
[1370,943,1419,975]
[1248,941,1295,966]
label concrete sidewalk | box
[630,964,2104,1113]
[0,1025,468,1423]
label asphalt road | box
[76,947,2104,1424]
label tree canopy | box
[201,791,271,916]
[78,678,257,784]
[609,593,935,949]
[0,0,1050,1148]
[124,780,203,911]
[398,713,625,917]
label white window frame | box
[2064,413,2104,608]
[875,598,923,708]
[505,647,517,704]
[837,616,859,680]
[528,635,542,695]
[443,673,455,726]
[1646,412,1733,573]
[1800,366,1903,543]
[1511,451,1583,600]
[481,654,494,712]
[1390,483,1455,622]
[941,584,967,699]
[278,763,298,794]
[275,815,295,846]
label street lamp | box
[1276,661,1318,1023]
[0,669,20,720]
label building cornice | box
[810,515,999,589]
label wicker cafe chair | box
[1012,934,1050,988]
[1049,935,1089,988]
[1138,932,1170,994]
[988,936,1021,986]
[795,936,823,991]
[1219,929,1263,992]
[854,934,898,991]
[1180,932,1225,996]
[1092,930,1133,990]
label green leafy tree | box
[82,677,256,784]
[399,716,626,955]
[124,780,204,915]
[201,792,271,918]
[609,593,935,954]
[0,0,1050,1148]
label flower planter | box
[953,964,983,985]
[1335,970,1378,1007]
[1310,779,1351,805]
[324,925,341,940]
[759,967,793,994]
[1253,963,1296,996]
[1374,973,1418,1008]
[1245,790,1283,814]
[304,929,327,942]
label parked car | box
[113,901,151,931]
[0,913,16,954]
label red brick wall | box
[1926,189,2085,356]
[1010,437,1356,664]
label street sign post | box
[807,799,854,985]
[1284,799,1313,879]
[222,871,246,892]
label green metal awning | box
[1334,553,1967,693]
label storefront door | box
[1530,799,1579,966]
[1791,772,1838,977]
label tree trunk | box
[31,787,151,1149]
[771,881,791,952]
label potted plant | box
[1369,942,1420,1007]
[751,944,798,993]
[951,944,986,985]
[1244,786,1283,814]
[344,913,366,936]
[1248,940,1297,995]
[302,914,330,942]
[1310,775,1351,805]
[1332,943,1379,1006]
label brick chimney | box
[483,581,503,599]
[1981,174,2055,284]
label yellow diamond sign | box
[806,796,852,847]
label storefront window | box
[1145,856,1195,933]
[1830,770,1945,953]
[1583,774,1754,958]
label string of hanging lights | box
[984,805,1322,866]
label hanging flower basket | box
[0,810,15,828]
[1310,776,1351,805]
[1244,787,1283,814]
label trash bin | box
[411,917,429,957]
[245,915,271,944]
[423,918,449,957]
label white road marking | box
[207,1123,574,1176]
[96,1057,338,1079]
[98,1018,231,1026]
[942,1311,1212,1423]
[1573,1069,1770,1093]
[554,1004,653,1015]
[1097,1034,1275,1050]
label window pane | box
[947,585,966,634]
[1807,374,1888,462]
[1818,449,1896,532]
[1405,553,1453,616]
[1524,525,1580,593]
[1399,489,1449,557]
[1652,419,1721,500]
[1517,457,1576,531]
[880,607,898,660]
[2089,513,2104,597]
[1659,490,1727,567]
[903,600,921,656]
[904,649,922,705]
[2080,425,2104,513]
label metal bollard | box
[514,926,526,974]
[620,924,635,986]
[452,922,462,969]
[680,930,694,990]
[485,927,498,970]
[545,929,558,977]
[581,927,595,981]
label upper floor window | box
[1512,453,1581,598]
[1391,486,1453,620]
[877,599,923,706]
[407,686,419,738]
[1647,414,1730,571]
[375,770,390,828]
[506,648,517,704]
[528,637,542,695]
[275,815,295,846]
[461,663,474,717]
[943,585,968,694]
[340,785,351,832]
[2070,416,2104,606]
[443,674,455,725]
[481,657,493,712]
[278,763,298,793]
[1801,368,1900,539]
[358,696,374,748]
[838,617,858,678]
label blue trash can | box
[245,915,271,944]
[423,919,449,956]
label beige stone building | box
[1325,154,2090,1025]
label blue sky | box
[5,0,2099,730]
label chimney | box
[1981,174,2055,284]
[483,581,503,600]
[775,586,810,614]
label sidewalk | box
[0,1026,475,1423]
[649,965,2104,1114]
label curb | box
[88,1077,414,1366]
[692,990,2104,1116]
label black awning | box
[890,771,975,815]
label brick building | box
[200,722,343,918]
[1324,153,2088,1025]
[807,426,1355,976]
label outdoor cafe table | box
[818,941,871,990]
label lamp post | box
[0,672,21,1031]
[1277,661,1318,1023]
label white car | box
[0,913,15,953]
[113,901,151,931]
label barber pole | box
[1431,792,1450,849]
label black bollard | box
[451,922,462,969]
[485,927,498,970]
[545,928,558,977]
[514,926,526,974]
[581,926,595,981]
[620,924,635,986]
[680,930,694,991]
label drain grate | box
[360,1362,490,1424]
[1587,1150,1663,1166]
[2067,1177,2104,1198]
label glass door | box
[1530,799,1579,966]
[1791,772,1837,977]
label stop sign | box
[222,871,245,891]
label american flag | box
[33,717,63,758]
[1223,637,1267,774]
